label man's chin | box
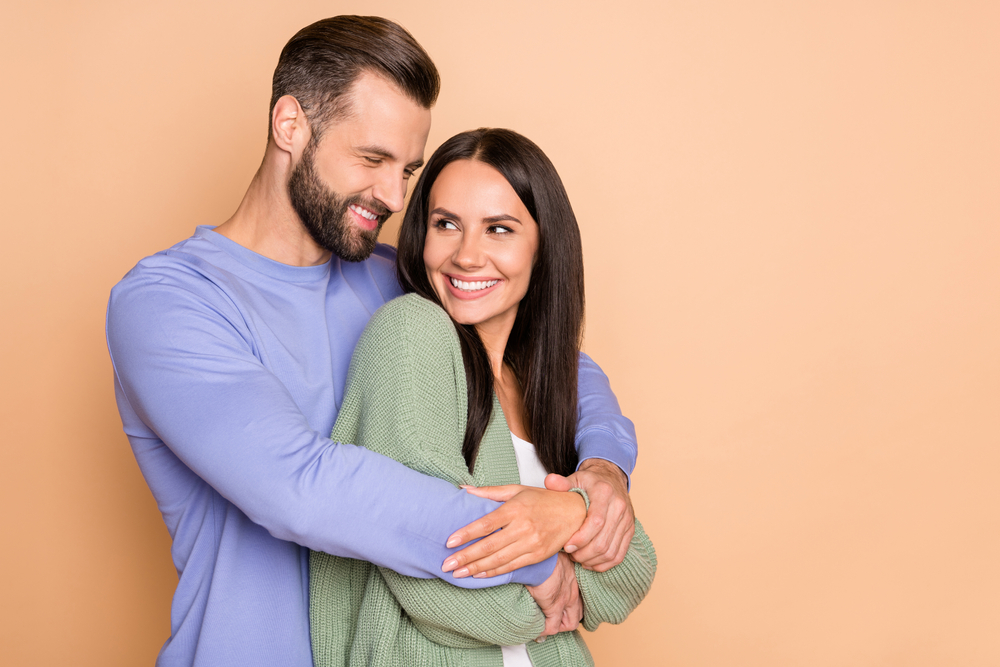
[329,230,381,263]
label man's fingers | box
[577,514,634,571]
[460,483,524,503]
[562,505,606,554]
[543,473,571,492]
[574,499,631,566]
[566,498,623,563]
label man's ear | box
[271,95,311,159]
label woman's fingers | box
[459,483,525,503]
[442,487,586,578]
[526,553,581,637]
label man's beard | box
[287,141,389,263]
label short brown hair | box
[269,16,440,138]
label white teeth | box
[349,205,378,221]
[450,277,499,291]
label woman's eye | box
[434,219,458,230]
[489,225,513,235]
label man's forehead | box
[321,75,431,163]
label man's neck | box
[215,154,332,267]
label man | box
[107,16,636,667]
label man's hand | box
[546,459,634,572]
[526,552,582,638]
[442,486,587,579]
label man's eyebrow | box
[356,144,395,159]
[356,144,424,170]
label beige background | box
[2,1,998,665]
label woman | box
[310,128,656,667]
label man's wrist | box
[578,458,628,490]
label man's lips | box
[348,203,384,231]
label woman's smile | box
[445,275,501,296]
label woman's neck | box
[476,321,530,441]
[474,319,513,381]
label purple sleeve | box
[576,353,638,488]
[106,280,554,588]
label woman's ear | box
[270,95,311,160]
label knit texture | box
[310,294,656,667]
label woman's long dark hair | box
[397,128,584,476]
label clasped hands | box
[442,459,634,638]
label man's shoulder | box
[110,228,230,297]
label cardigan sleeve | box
[332,295,546,647]
[576,519,657,631]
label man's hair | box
[269,16,440,138]
[397,129,585,477]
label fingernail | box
[473,571,487,578]
[535,637,546,644]
[564,545,577,553]
[443,558,458,572]
[454,567,470,578]
[446,536,460,548]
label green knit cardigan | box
[310,294,656,667]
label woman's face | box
[423,159,540,341]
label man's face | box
[288,72,432,262]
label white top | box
[501,432,548,667]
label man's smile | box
[349,203,382,230]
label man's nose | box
[371,169,407,213]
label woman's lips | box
[444,275,502,299]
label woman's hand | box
[545,459,635,572]
[526,552,582,638]
[442,486,587,579]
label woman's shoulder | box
[361,293,459,353]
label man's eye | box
[364,156,382,165]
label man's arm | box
[574,352,637,481]
[106,274,551,588]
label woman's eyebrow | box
[483,214,522,225]
[429,209,522,225]
[429,207,460,219]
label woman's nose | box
[452,232,484,269]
